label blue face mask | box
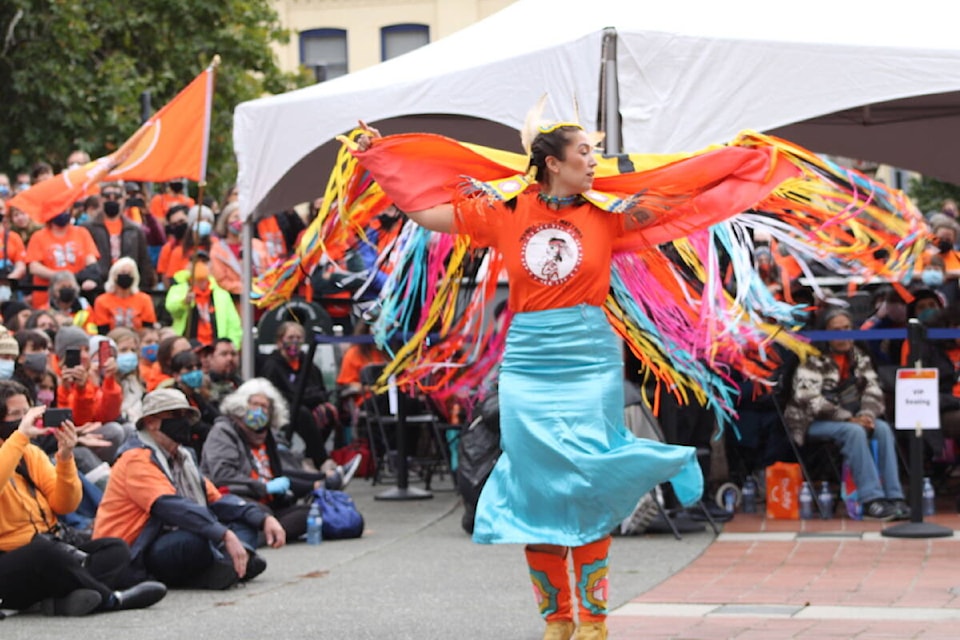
[921,269,945,288]
[141,344,158,363]
[243,406,270,431]
[50,212,71,228]
[918,307,940,325]
[180,369,204,389]
[197,220,212,237]
[0,359,15,380]
[116,352,139,375]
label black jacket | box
[83,217,157,289]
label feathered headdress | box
[520,94,605,180]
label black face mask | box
[0,419,18,440]
[50,212,71,228]
[169,182,184,194]
[58,287,77,304]
[167,223,187,240]
[938,239,954,254]
[103,200,121,218]
[115,274,134,290]
[44,328,57,343]
[159,416,193,446]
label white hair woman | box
[200,378,360,543]
[91,257,158,332]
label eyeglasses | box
[102,192,122,200]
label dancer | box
[354,121,706,640]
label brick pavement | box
[609,506,960,639]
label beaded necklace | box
[537,192,582,209]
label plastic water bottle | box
[306,502,323,545]
[799,482,814,520]
[741,476,757,514]
[818,481,834,519]
[922,477,936,517]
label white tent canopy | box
[234,0,960,220]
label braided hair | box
[527,125,583,185]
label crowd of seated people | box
[0,168,369,618]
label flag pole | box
[186,54,220,341]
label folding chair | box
[359,364,454,490]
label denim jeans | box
[807,418,903,503]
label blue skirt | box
[472,305,703,546]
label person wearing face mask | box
[93,388,283,590]
[165,252,242,350]
[258,321,344,470]
[159,349,219,458]
[91,257,158,334]
[157,204,192,289]
[0,380,168,616]
[24,206,101,308]
[82,185,156,293]
[12,328,52,401]
[255,209,305,265]
[209,202,269,296]
[0,198,28,299]
[0,328,20,381]
[107,327,146,427]
[46,270,97,334]
[860,287,909,367]
[201,378,361,544]
[784,307,909,522]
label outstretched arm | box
[356,121,455,233]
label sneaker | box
[40,588,102,616]
[891,499,911,521]
[339,453,363,490]
[863,499,898,522]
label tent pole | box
[241,219,254,379]
[600,27,621,155]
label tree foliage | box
[908,175,960,217]
[0,0,311,199]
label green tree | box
[0,0,311,200]
[908,176,960,216]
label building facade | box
[270,0,516,79]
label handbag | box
[765,461,802,519]
[311,488,364,539]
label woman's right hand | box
[356,120,381,152]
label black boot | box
[40,588,102,616]
[109,581,167,611]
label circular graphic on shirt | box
[520,220,583,285]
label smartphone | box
[64,348,81,369]
[98,340,111,376]
[43,408,73,428]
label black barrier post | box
[375,378,433,502]
[882,319,952,539]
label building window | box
[300,28,348,82]
[381,24,429,61]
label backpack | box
[456,392,501,534]
[311,488,365,539]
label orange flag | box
[109,59,216,183]
[7,127,151,223]
[7,59,217,223]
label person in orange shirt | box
[25,212,100,308]
[0,198,27,294]
[335,319,387,437]
[83,185,156,292]
[92,388,283,590]
[147,180,194,221]
[156,204,191,288]
[92,257,158,333]
[256,209,305,266]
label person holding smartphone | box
[0,380,167,615]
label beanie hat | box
[55,325,91,360]
[0,300,28,325]
[0,329,18,358]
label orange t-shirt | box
[25,225,100,307]
[148,193,194,220]
[336,345,387,387]
[454,193,627,312]
[0,229,26,265]
[91,291,157,330]
[160,244,193,280]
[103,216,124,263]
